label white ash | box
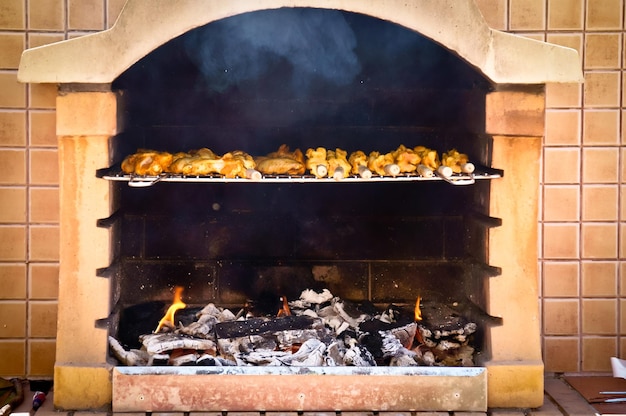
[110,288,481,368]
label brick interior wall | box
[0,0,622,377]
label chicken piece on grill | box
[441,149,473,174]
[348,150,372,178]
[254,145,306,175]
[167,152,194,175]
[413,146,440,170]
[367,151,399,177]
[392,144,420,173]
[121,150,174,176]
[326,148,352,180]
[306,147,329,178]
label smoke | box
[184,8,361,95]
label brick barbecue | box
[17,0,582,412]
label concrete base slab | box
[112,367,487,412]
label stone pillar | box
[482,87,545,408]
[54,89,122,410]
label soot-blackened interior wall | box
[109,8,496,340]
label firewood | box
[140,333,217,355]
[214,315,318,338]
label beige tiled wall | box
[0,0,621,378]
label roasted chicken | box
[306,147,329,178]
[441,149,474,174]
[367,151,399,177]
[254,144,306,175]
[326,148,352,180]
[121,150,174,176]
[392,144,420,173]
[348,150,371,178]
[413,146,440,171]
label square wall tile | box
[510,0,546,30]
[0,0,25,30]
[28,340,55,376]
[547,33,584,55]
[586,0,623,30]
[27,33,64,49]
[107,0,127,28]
[0,110,26,146]
[29,111,57,147]
[28,0,64,30]
[582,337,616,371]
[583,110,620,145]
[548,0,584,29]
[0,33,25,70]
[0,149,26,185]
[29,84,57,109]
[0,187,26,223]
[29,149,58,185]
[0,73,26,108]
[69,0,104,30]
[581,261,617,296]
[0,341,25,376]
[545,110,581,146]
[546,82,582,108]
[544,147,580,184]
[0,301,26,338]
[583,147,619,183]
[29,225,59,261]
[0,264,26,299]
[584,72,620,108]
[29,263,59,299]
[543,261,579,297]
[543,185,580,221]
[581,222,617,258]
[0,226,26,261]
[475,0,507,30]
[544,337,579,372]
[582,185,618,221]
[585,33,621,69]
[543,223,579,259]
[544,299,579,334]
[29,301,57,338]
[621,263,626,296]
[583,299,617,334]
[30,187,59,223]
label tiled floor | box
[7,374,608,416]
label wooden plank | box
[543,377,596,416]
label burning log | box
[111,288,496,369]
[140,333,217,355]
[214,315,319,338]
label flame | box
[414,296,422,321]
[154,286,187,333]
[277,295,292,317]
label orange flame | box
[154,286,187,333]
[414,296,422,321]
[277,295,292,317]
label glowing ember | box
[154,286,187,333]
[414,296,422,321]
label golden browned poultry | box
[167,152,194,175]
[367,151,399,177]
[254,145,306,175]
[327,148,352,180]
[441,149,473,174]
[413,146,440,170]
[348,150,371,178]
[306,147,329,178]
[121,150,174,176]
[392,144,420,173]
